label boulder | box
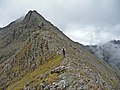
[51,66,67,74]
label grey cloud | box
[64,24,120,45]
[92,42,120,71]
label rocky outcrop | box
[51,66,67,74]
[40,80,67,90]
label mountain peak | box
[110,39,120,45]
[24,10,45,22]
[26,10,40,18]
[22,10,46,29]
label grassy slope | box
[7,55,62,90]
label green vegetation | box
[7,55,62,90]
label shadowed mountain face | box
[0,10,120,90]
[86,40,120,73]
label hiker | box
[62,48,66,58]
[41,22,44,27]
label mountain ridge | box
[0,10,56,64]
[0,10,120,90]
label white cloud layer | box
[63,24,120,45]
[0,0,120,45]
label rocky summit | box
[0,10,120,90]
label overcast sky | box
[0,0,120,45]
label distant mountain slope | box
[86,40,120,72]
[0,10,120,90]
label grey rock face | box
[0,10,52,64]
